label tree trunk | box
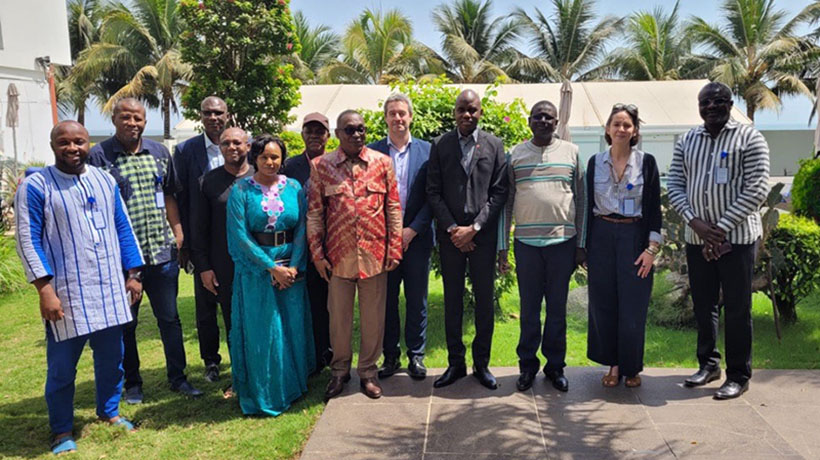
[162,92,171,139]
[776,292,799,324]
[77,103,85,126]
[746,100,756,123]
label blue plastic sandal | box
[111,417,135,431]
[50,435,77,455]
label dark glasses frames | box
[342,125,366,136]
[612,103,638,113]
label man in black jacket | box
[174,96,230,382]
[426,90,508,390]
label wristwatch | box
[127,271,143,282]
[472,222,482,232]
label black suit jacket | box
[426,128,508,246]
[368,137,434,249]
[173,134,211,251]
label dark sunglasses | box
[342,125,366,136]
[201,110,226,116]
[698,97,732,106]
[612,103,638,114]
[530,113,555,122]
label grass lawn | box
[1,272,818,459]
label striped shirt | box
[15,165,144,342]
[667,119,770,245]
[499,139,587,250]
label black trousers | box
[383,241,431,361]
[514,238,576,373]
[194,271,232,367]
[306,259,330,369]
[587,219,653,378]
[686,241,757,384]
[439,235,496,368]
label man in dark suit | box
[369,93,434,380]
[281,112,332,372]
[173,96,230,383]
[426,89,508,389]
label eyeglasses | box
[698,97,732,107]
[612,103,638,114]
[342,125,366,136]
[530,113,555,122]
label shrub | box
[790,158,820,221]
[767,212,820,323]
[0,235,26,295]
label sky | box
[83,0,818,136]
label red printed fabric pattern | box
[306,147,403,279]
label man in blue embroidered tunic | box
[15,121,144,455]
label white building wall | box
[0,0,71,165]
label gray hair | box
[383,93,413,117]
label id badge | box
[716,167,729,184]
[91,207,106,230]
[623,198,635,215]
[155,191,166,209]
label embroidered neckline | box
[249,175,288,229]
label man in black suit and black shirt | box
[426,90,508,389]
[281,112,332,372]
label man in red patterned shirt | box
[307,110,403,400]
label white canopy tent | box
[174,79,751,172]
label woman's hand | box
[269,266,296,290]
[634,250,655,278]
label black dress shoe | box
[544,369,569,392]
[171,380,203,398]
[407,356,427,380]
[204,364,220,383]
[516,371,536,391]
[378,357,401,379]
[714,380,748,400]
[433,365,467,388]
[324,374,351,400]
[684,367,721,387]
[472,366,499,390]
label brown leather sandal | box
[602,372,621,387]
[625,375,642,388]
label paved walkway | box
[301,367,820,459]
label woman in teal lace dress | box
[226,134,315,416]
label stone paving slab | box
[300,367,820,459]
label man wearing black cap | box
[281,112,332,371]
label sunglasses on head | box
[342,125,366,136]
[612,103,638,114]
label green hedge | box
[790,157,820,222]
[0,235,26,295]
[768,212,820,323]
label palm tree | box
[688,0,820,122]
[431,0,522,83]
[73,0,191,138]
[57,0,105,125]
[318,8,441,84]
[604,1,706,81]
[291,11,340,84]
[512,0,623,82]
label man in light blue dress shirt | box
[369,93,434,380]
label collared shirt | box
[15,165,144,342]
[499,138,587,250]
[593,148,662,244]
[458,128,480,175]
[203,134,225,171]
[306,147,403,279]
[88,137,181,265]
[668,119,770,245]
[387,135,412,213]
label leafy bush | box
[0,235,26,295]
[790,158,820,221]
[767,212,820,323]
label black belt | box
[252,230,294,246]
